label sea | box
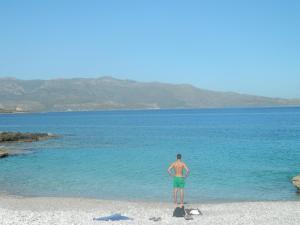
[0,107,300,203]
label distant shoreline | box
[1,77,300,112]
[1,105,300,115]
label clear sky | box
[0,0,299,98]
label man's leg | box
[180,188,184,207]
[173,188,178,205]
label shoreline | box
[1,194,300,225]
[1,191,300,205]
[1,105,300,115]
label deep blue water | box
[0,107,300,202]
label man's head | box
[177,153,182,160]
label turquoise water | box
[0,107,300,202]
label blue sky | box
[0,0,299,98]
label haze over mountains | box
[0,77,299,112]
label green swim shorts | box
[173,176,185,188]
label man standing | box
[168,153,190,207]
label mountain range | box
[0,77,299,112]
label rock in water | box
[0,149,9,158]
[0,132,59,159]
[292,175,300,191]
[0,132,58,143]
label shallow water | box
[0,107,300,202]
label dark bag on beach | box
[173,206,185,217]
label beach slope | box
[1,195,300,225]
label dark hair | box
[177,153,182,159]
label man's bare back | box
[167,154,190,207]
[171,160,188,177]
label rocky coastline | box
[0,132,58,158]
[292,175,300,192]
[0,148,9,158]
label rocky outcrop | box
[292,175,300,191]
[0,132,57,143]
[0,147,34,158]
[0,148,9,158]
[0,132,59,159]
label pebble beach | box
[1,194,300,225]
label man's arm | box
[183,163,190,178]
[167,163,174,177]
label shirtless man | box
[167,153,190,207]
